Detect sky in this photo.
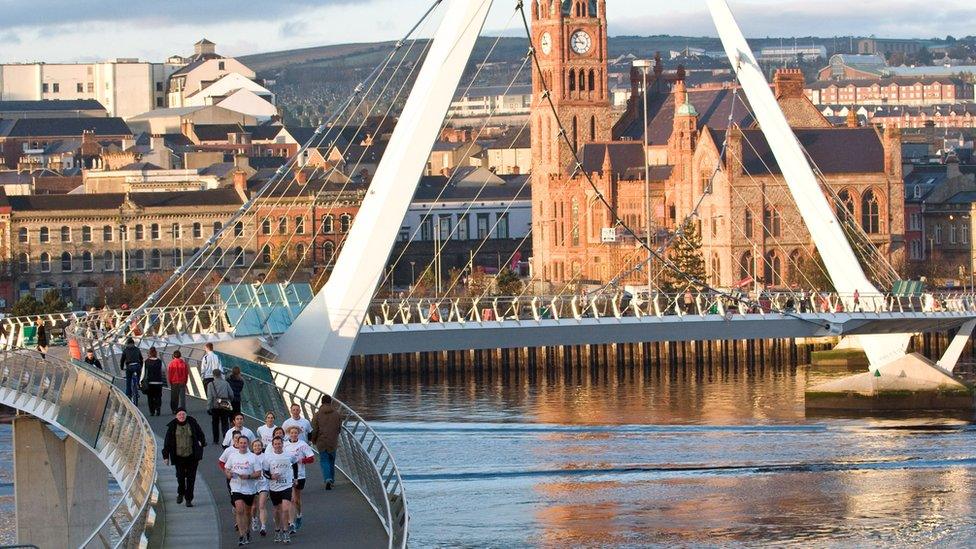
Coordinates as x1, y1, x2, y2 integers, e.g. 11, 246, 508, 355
0, 0, 973, 63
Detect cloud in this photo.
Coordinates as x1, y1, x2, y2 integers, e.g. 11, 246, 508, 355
0, 0, 359, 30
0, 31, 21, 45
279, 20, 310, 40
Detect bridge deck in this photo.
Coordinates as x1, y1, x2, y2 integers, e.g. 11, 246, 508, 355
141, 387, 389, 548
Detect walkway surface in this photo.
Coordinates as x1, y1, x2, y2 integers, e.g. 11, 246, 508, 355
134, 380, 388, 547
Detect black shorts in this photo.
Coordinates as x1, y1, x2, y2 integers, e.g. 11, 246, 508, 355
269, 489, 292, 506
294, 478, 306, 491
231, 492, 255, 506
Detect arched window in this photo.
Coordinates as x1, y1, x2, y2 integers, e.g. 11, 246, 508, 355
261, 245, 272, 264
278, 217, 288, 235
103, 225, 113, 242
82, 251, 93, 272
569, 69, 576, 92
571, 198, 580, 246
234, 221, 244, 237
322, 241, 336, 268
788, 249, 804, 286
150, 223, 160, 240
590, 115, 596, 141
578, 70, 585, 92
134, 224, 144, 241
295, 217, 305, 235
710, 253, 722, 286
60, 251, 72, 272
233, 247, 245, 267
738, 251, 754, 281
261, 218, 272, 235
39, 226, 49, 243
81, 225, 92, 242
17, 227, 27, 244
18, 252, 28, 273
763, 206, 781, 237
836, 189, 856, 221
150, 249, 161, 270
861, 189, 880, 234
744, 210, 753, 238
40, 252, 50, 272
764, 251, 782, 286
213, 221, 222, 236
340, 214, 352, 233
322, 215, 334, 234
60, 226, 71, 242
133, 250, 145, 270
588, 69, 595, 92
295, 243, 306, 263
103, 251, 115, 271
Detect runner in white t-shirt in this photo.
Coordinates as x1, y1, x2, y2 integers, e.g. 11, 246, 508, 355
222, 436, 261, 546
264, 435, 299, 542
256, 411, 278, 448
283, 425, 315, 532
281, 404, 313, 442
249, 439, 270, 538
218, 431, 244, 507
222, 413, 255, 448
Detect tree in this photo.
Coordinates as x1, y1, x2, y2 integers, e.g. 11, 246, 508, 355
11, 295, 43, 317
40, 290, 67, 314
664, 221, 706, 289
495, 268, 523, 296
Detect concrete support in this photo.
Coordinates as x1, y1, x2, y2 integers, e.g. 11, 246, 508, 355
13, 417, 108, 548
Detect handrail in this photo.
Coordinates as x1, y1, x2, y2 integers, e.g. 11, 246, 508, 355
0, 350, 157, 549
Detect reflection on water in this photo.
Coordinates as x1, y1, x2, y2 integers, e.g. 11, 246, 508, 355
338, 362, 976, 547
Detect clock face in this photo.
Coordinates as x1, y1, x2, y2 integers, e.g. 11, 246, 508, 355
540, 32, 552, 56
571, 30, 592, 55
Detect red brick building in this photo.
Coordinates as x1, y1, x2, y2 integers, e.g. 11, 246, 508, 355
807, 77, 972, 107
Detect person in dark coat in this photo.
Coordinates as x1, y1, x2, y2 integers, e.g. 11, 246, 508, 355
309, 394, 343, 490
142, 346, 166, 416
121, 338, 143, 405
162, 408, 207, 507
83, 349, 102, 370
227, 366, 245, 416
35, 318, 48, 358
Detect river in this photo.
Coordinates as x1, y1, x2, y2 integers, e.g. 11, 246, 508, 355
2, 362, 975, 546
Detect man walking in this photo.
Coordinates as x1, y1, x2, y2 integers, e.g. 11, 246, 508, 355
200, 342, 222, 394
309, 394, 343, 490
167, 350, 189, 414
121, 338, 143, 405
207, 370, 234, 445
162, 408, 207, 507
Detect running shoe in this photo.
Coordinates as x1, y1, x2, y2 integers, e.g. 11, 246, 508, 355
251, 517, 259, 531
238, 537, 245, 546
295, 516, 303, 530
283, 532, 291, 545
274, 530, 281, 543
260, 526, 267, 537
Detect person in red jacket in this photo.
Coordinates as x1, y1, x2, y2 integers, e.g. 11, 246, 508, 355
168, 350, 190, 414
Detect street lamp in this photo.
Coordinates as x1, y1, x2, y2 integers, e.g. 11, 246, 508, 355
633, 59, 654, 294
410, 260, 416, 286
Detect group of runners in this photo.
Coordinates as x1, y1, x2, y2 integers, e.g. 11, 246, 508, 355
217, 406, 316, 545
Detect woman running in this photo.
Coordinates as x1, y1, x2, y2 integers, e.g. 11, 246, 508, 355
250, 439, 270, 537
283, 425, 315, 533
265, 436, 299, 543
256, 411, 278, 448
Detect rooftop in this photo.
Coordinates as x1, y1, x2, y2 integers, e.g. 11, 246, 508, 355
0, 117, 132, 138
6, 187, 243, 212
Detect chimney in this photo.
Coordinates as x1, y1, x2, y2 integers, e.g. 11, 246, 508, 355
846, 108, 859, 128
150, 134, 165, 151
233, 169, 248, 196
773, 68, 806, 99
233, 154, 250, 170
883, 125, 902, 177
122, 137, 135, 151
194, 39, 216, 58
296, 168, 308, 185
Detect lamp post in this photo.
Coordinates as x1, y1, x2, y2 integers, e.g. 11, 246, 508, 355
410, 260, 416, 287
633, 59, 653, 294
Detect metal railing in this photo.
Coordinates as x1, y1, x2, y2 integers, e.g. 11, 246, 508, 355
77, 333, 407, 549
0, 350, 158, 549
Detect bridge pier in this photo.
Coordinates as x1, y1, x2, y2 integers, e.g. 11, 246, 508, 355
13, 416, 108, 548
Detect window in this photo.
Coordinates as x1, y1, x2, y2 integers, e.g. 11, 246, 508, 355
151, 223, 160, 240
39, 226, 49, 243
86, 82, 94, 93
340, 214, 352, 233
52, 83, 59, 93
61, 252, 72, 272
218, 61, 225, 70
836, 189, 856, 221
17, 227, 27, 244
295, 217, 305, 235
120, 225, 128, 242
909, 212, 922, 231
82, 225, 92, 242
457, 214, 469, 240
171, 223, 182, 239
321, 241, 336, 267
762, 207, 781, 238
964, 224, 971, 245
40, 252, 50, 272
18, 253, 28, 273
132, 250, 144, 270
261, 245, 272, 264
910, 239, 922, 260
420, 216, 433, 241
738, 251, 754, 280
570, 199, 579, 245
764, 251, 782, 286
134, 224, 144, 241
42, 83, 49, 93
322, 216, 334, 234
192, 222, 202, 238
233, 247, 245, 267
103, 225, 113, 242
234, 221, 244, 237
913, 185, 922, 199
935, 224, 943, 244
150, 249, 161, 270
861, 190, 880, 234
172, 248, 183, 267
295, 243, 306, 263
82, 251, 93, 272
710, 254, 721, 286
498, 212, 510, 240
213, 221, 222, 236
155, 82, 163, 92
569, 69, 576, 92
213, 248, 224, 268
60, 226, 71, 243
950, 224, 958, 245
477, 213, 490, 239
278, 217, 288, 235
103, 251, 115, 271
438, 215, 452, 239
76, 83, 84, 93
261, 219, 272, 235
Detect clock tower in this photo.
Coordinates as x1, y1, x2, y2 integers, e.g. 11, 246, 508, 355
530, 0, 613, 282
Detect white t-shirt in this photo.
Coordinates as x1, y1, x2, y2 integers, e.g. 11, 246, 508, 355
283, 439, 315, 480
264, 450, 299, 492
282, 417, 313, 442
252, 452, 270, 492
223, 426, 256, 448
256, 424, 278, 447
224, 450, 259, 495
218, 446, 236, 466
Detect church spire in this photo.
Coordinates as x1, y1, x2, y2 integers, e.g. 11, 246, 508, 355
602, 145, 613, 176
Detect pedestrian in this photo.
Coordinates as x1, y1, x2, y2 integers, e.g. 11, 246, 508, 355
207, 369, 234, 445
257, 412, 278, 448
167, 350, 189, 414
223, 413, 256, 448
309, 394, 342, 490
143, 346, 166, 416
83, 349, 102, 370
265, 435, 299, 543
223, 435, 261, 546
122, 337, 143, 406
228, 366, 245, 416
200, 342, 222, 395
218, 430, 244, 507
35, 318, 48, 359
250, 439, 270, 537
281, 404, 312, 443
284, 425, 315, 532
161, 407, 206, 507
853, 289, 861, 312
